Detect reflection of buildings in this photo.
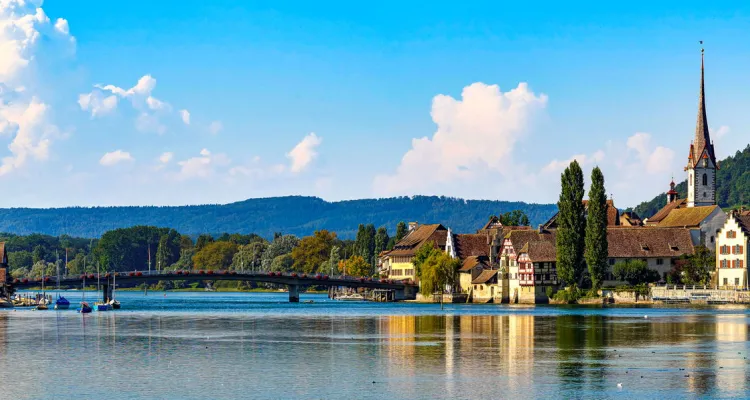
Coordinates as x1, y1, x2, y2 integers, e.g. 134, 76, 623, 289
714, 314, 749, 394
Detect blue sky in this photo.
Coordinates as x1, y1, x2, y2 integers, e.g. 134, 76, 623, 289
2, 1, 750, 208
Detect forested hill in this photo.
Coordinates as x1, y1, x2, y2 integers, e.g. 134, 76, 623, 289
0, 196, 558, 239
633, 144, 750, 218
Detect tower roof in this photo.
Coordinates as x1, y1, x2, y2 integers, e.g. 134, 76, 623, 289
692, 47, 717, 166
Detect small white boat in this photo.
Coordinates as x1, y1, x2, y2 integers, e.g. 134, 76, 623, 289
336, 293, 365, 301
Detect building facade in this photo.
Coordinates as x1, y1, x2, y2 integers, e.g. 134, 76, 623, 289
716, 213, 750, 289
380, 224, 449, 282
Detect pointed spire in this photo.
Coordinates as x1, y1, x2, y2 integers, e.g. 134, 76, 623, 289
693, 42, 716, 165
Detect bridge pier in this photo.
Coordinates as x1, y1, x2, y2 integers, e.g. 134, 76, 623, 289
289, 284, 299, 303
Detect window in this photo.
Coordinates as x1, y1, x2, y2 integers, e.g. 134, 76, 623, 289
723, 278, 728, 285
727, 230, 736, 239
656, 258, 664, 265
711, 236, 714, 243
736, 278, 740, 286
690, 174, 693, 186
702, 173, 708, 186
609, 258, 615, 266
703, 192, 707, 198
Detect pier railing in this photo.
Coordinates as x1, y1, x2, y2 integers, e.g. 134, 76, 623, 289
651, 284, 750, 304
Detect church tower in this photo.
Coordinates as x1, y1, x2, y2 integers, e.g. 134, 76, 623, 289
686, 46, 718, 207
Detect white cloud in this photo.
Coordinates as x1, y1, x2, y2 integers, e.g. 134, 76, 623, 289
54, 18, 69, 35
208, 120, 222, 135
79, 74, 192, 133
159, 152, 173, 164
174, 148, 230, 180
542, 151, 605, 174
146, 96, 169, 111
78, 91, 118, 117
179, 109, 190, 125
0, 1, 75, 175
626, 132, 674, 174
135, 112, 166, 135
713, 125, 729, 140
374, 82, 547, 195
286, 132, 322, 173
99, 150, 134, 166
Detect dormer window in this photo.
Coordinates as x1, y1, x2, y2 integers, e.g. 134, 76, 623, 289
703, 159, 708, 167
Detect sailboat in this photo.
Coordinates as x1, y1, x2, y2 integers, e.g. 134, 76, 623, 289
108, 272, 121, 309
94, 263, 111, 311
36, 272, 48, 310
54, 252, 70, 310
77, 277, 92, 314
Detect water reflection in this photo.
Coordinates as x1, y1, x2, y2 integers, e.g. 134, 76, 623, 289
1, 299, 750, 399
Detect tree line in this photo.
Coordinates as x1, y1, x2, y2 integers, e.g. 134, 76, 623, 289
4, 221, 413, 280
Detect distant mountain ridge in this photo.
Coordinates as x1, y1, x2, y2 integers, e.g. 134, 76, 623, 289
0, 196, 558, 239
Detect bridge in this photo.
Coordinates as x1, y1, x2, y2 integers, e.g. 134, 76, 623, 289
10, 270, 418, 303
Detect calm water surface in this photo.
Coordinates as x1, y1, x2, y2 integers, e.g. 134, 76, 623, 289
1, 291, 749, 399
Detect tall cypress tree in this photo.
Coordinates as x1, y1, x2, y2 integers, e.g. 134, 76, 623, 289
395, 221, 407, 242
585, 167, 608, 290
374, 227, 389, 259
556, 160, 586, 286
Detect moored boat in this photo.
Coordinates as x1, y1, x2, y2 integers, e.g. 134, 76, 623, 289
77, 301, 92, 313
54, 296, 70, 310
95, 302, 111, 311
108, 299, 121, 309
335, 293, 365, 301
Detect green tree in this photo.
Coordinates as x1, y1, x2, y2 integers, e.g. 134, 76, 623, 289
232, 241, 267, 271
682, 245, 714, 285
341, 255, 370, 277
291, 230, 337, 274
32, 245, 47, 263
195, 234, 214, 252
270, 254, 294, 273
374, 227, 389, 259
8, 251, 33, 271
327, 246, 341, 275
395, 221, 408, 242
155, 230, 181, 271
613, 259, 660, 285
261, 235, 299, 270
419, 252, 461, 296
556, 160, 586, 285
412, 241, 439, 278
192, 241, 238, 270
500, 210, 531, 226
585, 167, 608, 290
180, 235, 194, 250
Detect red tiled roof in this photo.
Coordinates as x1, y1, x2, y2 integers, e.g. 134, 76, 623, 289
505, 229, 557, 254
385, 224, 448, 257
647, 198, 687, 223
657, 205, 719, 228
471, 269, 498, 284
459, 255, 490, 272
606, 227, 694, 258
454, 234, 489, 260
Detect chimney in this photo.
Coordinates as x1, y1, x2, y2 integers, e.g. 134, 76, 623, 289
408, 222, 418, 232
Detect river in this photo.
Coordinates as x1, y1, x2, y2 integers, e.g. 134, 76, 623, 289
1, 291, 749, 399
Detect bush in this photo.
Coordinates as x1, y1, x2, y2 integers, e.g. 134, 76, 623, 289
545, 286, 555, 299
552, 284, 583, 303
612, 260, 660, 285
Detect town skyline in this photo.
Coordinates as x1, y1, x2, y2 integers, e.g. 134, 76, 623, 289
2, 1, 750, 209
